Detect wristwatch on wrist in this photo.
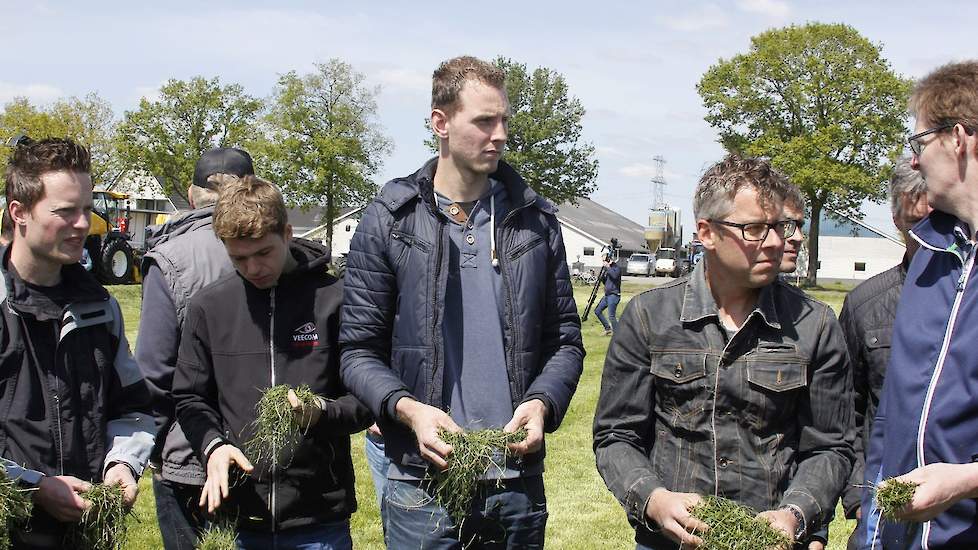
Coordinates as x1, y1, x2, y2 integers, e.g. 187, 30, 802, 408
779, 505, 806, 541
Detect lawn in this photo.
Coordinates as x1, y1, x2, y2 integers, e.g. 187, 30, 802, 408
107, 281, 855, 549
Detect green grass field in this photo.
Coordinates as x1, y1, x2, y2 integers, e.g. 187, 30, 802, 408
107, 281, 855, 549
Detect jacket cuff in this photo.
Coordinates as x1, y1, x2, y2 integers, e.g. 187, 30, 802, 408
383, 390, 415, 423
779, 490, 820, 537
203, 437, 229, 460
625, 474, 664, 527
521, 393, 557, 432
1, 459, 45, 488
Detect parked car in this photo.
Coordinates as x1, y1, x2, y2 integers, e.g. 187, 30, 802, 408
625, 253, 654, 277
654, 247, 681, 277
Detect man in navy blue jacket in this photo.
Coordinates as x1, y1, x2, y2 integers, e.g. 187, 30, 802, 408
860, 60, 978, 549
339, 55, 584, 548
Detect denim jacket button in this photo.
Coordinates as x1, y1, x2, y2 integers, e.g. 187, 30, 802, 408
718, 457, 729, 468
674, 364, 683, 377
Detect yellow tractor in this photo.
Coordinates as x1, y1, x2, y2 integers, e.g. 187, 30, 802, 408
87, 190, 138, 284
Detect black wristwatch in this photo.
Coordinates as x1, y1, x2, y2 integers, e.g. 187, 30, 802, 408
779, 505, 806, 541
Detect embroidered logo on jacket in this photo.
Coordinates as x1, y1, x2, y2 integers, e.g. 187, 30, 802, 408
291, 322, 319, 347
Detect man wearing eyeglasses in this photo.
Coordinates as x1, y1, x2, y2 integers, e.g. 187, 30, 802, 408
780, 186, 807, 275
594, 154, 854, 550
858, 61, 978, 550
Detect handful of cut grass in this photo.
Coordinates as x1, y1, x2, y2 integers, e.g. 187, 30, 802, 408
689, 495, 793, 550
247, 384, 319, 464
0, 464, 34, 550
197, 519, 237, 550
430, 428, 527, 521
69, 483, 132, 550
875, 478, 918, 522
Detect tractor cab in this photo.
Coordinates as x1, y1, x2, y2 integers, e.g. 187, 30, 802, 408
87, 191, 136, 284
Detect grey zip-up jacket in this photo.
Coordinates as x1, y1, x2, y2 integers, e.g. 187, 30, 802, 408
137, 206, 233, 485
593, 262, 855, 548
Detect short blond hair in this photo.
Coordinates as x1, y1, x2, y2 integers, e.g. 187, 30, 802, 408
213, 175, 287, 240
432, 56, 506, 116
910, 60, 978, 132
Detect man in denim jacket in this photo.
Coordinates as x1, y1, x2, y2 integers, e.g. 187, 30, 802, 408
594, 155, 855, 549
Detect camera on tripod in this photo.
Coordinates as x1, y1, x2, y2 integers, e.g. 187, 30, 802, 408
581, 237, 620, 322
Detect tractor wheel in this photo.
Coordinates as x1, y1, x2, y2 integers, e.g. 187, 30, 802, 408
99, 238, 134, 284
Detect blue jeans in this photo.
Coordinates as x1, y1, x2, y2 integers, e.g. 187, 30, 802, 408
595, 293, 620, 332
235, 520, 352, 550
153, 473, 206, 550
383, 476, 548, 549
365, 432, 390, 509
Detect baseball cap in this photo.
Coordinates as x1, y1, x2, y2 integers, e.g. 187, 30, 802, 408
192, 147, 255, 189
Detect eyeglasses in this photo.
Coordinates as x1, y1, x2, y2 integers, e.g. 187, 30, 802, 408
709, 219, 798, 242
907, 124, 955, 156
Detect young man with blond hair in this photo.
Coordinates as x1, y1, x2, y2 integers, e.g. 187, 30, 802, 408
0, 137, 154, 548
173, 175, 370, 549
859, 60, 978, 550
340, 55, 584, 547
137, 147, 255, 550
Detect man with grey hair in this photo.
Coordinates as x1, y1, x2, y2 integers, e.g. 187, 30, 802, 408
780, 185, 807, 275
136, 147, 255, 550
594, 154, 854, 549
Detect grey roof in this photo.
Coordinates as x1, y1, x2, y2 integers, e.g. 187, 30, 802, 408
555, 197, 647, 251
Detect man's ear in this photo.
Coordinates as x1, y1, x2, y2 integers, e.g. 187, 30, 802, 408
697, 219, 718, 250
431, 109, 450, 139
8, 200, 29, 227
952, 123, 977, 159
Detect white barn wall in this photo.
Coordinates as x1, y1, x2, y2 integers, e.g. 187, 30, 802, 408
560, 225, 606, 270
815, 236, 904, 281
328, 218, 360, 256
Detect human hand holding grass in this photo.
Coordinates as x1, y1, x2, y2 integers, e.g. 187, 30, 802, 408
395, 397, 461, 469
200, 444, 254, 514
504, 399, 547, 456
35, 475, 91, 522
103, 463, 138, 508
645, 487, 705, 547
287, 388, 325, 429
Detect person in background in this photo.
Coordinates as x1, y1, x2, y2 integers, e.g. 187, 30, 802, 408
595, 254, 622, 335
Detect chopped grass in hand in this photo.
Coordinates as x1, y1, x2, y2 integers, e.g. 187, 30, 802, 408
197, 519, 237, 550
0, 465, 33, 550
69, 483, 132, 550
247, 384, 319, 464
875, 478, 919, 522
429, 428, 527, 522
689, 495, 793, 550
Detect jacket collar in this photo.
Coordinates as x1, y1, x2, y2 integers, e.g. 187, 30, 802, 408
0, 245, 108, 321
680, 260, 781, 330
378, 157, 556, 216
144, 206, 215, 250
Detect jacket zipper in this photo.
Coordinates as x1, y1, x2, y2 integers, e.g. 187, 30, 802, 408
916, 248, 974, 550
428, 222, 445, 405
51, 324, 65, 475
269, 288, 277, 528
496, 198, 536, 401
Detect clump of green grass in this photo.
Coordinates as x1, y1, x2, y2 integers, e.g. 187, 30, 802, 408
689, 495, 793, 550
247, 384, 319, 464
0, 464, 34, 550
69, 483, 132, 550
429, 428, 528, 521
875, 478, 918, 521
197, 519, 237, 550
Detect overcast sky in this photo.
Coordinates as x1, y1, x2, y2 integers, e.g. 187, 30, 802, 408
2, 0, 975, 235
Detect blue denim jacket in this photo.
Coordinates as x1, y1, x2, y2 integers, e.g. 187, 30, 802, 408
593, 262, 855, 548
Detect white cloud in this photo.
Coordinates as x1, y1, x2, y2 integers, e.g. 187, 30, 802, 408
660, 4, 728, 32
0, 82, 64, 105
736, 0, 791, 18
374, 67, 430, 94
619, 163, 657, 179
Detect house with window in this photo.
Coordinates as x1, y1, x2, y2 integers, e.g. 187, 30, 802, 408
794, 214, 906, 283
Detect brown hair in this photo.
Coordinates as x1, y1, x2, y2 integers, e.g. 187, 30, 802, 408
910, 61, 978, 133
4, 137, 91, 213
213, 175, 288, 240
432, 56, 506, 115
694, 155, 792, 220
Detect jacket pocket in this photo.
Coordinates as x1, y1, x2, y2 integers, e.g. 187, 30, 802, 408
507, 235, 545, 261
650, 351, 709, 425
390, 230, 431, 267
745, 344, 808, 424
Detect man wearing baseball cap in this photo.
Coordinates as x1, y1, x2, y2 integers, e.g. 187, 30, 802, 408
135, 147, 254, 550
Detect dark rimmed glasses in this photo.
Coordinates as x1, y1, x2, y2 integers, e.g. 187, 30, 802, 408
908, 124, 955, 156
709, 219, 798, 242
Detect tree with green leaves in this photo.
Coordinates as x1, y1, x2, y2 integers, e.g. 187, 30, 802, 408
697, 22, 912, 285
114, 77, 262, 202
426, 57, 599, 205
0, 93, 119, 185
257, 59, 392, 245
